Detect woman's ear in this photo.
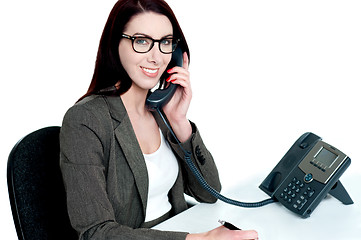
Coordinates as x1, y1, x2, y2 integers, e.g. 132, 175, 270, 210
115, 81, 121, 90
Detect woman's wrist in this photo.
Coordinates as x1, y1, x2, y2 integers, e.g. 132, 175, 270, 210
169, 117, 192, 143
185, 232, 206, 240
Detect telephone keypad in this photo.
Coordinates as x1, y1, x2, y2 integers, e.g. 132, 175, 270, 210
279, 177, 315, 211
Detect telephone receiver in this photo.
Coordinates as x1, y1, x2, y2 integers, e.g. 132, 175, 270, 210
145, 47, 183, 111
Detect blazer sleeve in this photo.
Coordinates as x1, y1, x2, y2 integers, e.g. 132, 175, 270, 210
60, 104, 188, 240
165, 121, 222, 203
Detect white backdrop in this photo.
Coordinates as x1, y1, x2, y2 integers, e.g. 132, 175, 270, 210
1, 1, 360, 239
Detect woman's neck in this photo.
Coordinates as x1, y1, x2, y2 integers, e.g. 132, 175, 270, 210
120, 84, 149, 117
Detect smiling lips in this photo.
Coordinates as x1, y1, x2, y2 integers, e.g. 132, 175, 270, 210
140, 66, 159, 78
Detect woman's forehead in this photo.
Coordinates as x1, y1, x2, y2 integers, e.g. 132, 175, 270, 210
124, 12, 173, 38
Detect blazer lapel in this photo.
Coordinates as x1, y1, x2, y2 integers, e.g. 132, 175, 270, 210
105, 96, 149, 217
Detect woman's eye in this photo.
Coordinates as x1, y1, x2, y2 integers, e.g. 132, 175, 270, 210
161, 39, 172, 46
135, 38, 150, 45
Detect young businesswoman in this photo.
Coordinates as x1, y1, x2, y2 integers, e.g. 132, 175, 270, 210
60, 0, 258, 239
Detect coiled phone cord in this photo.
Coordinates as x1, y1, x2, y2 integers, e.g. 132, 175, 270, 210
156, 108, 275, 208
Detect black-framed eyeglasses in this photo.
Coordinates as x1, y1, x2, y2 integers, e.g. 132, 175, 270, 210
121, 33, 180, 54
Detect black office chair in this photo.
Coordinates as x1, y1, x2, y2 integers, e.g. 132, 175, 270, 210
7, 126, 78, 240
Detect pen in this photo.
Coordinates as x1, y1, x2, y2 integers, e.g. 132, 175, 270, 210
218, 220, 241, 230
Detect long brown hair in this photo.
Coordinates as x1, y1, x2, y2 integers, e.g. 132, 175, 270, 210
78, 0, 189, 101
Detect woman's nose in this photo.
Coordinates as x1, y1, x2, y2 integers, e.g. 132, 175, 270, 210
147, 43, 163, 65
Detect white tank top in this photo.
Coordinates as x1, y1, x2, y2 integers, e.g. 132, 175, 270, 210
143, 128, 179, 222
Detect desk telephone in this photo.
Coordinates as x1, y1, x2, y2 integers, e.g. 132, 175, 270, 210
259, 132, 353, 217
145, 47, 353, 218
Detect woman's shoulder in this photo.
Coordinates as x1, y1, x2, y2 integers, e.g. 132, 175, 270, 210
74, 94, 108, 110
62, 95, 111, 126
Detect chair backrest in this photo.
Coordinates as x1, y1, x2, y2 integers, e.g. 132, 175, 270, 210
7, 126, 78, 240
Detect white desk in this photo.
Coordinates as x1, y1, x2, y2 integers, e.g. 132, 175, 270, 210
154, 174, 361, 240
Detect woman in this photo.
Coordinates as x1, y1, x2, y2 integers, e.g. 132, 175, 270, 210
60, 0, 258, 239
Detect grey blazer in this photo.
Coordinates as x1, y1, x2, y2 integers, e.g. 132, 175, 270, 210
60, 95, 221, 240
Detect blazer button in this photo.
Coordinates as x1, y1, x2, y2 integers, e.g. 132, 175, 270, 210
195, 145, 206, 165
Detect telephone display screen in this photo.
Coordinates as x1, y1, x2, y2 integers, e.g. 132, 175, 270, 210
315, 148, 338, 168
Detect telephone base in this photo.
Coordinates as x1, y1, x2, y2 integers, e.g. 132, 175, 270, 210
328, 180, 353, 205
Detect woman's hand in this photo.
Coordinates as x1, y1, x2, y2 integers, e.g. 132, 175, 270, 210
186, 226, 259, 240
163, 51, 192, 142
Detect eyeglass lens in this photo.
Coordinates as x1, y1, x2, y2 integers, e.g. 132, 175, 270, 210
133, 37, 177, 53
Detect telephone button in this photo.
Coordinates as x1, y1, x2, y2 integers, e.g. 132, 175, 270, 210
300, 142, 308, 149
298, 199, 308, 210
302, 187, 315, 198
304, 173, 313, 183
308, 190, 315, 198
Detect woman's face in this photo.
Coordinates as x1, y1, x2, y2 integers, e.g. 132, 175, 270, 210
118, 12, 173, 91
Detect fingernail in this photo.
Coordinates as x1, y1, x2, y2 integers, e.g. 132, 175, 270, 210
167, 69, 172, 73
166, 76, 171, 82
